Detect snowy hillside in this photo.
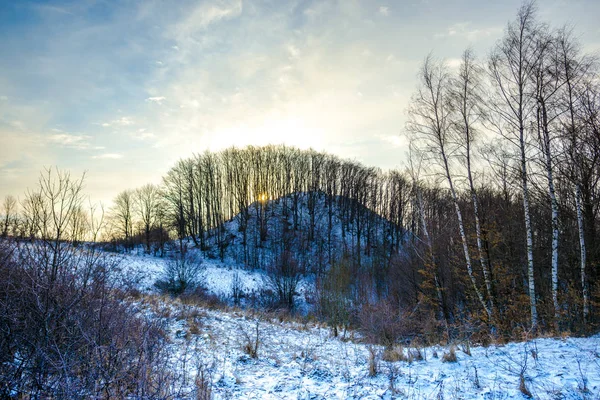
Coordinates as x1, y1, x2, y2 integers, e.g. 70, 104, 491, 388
117, 247, 314, 311
200, 191, 406, 271
138, 293, 600, 399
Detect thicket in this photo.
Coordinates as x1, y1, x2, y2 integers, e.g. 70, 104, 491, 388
0, 170, 200, 398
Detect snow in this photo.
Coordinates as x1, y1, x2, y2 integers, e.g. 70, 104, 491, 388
116, 250, 600, 399
140, 295, 600, 399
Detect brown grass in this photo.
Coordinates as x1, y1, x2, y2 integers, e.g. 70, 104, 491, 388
441, 346, 457, 363
382, 346, 408, 362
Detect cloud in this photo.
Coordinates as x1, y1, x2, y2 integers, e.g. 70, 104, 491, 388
0, 95, 7, 101
435, 22, 502, 42
101, 116, 135, 127
378, 134, 406, 148
92, 153, 123, 160
47, 133, 92, 149
131, 128, 156, 141
30, 3, 74, 16
379, 6, 389, 16
173, 0, 243, 39
446, 58, 463, 69
146, 96, 166, 104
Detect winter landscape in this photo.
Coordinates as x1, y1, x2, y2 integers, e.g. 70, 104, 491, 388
1, 0, 600, 399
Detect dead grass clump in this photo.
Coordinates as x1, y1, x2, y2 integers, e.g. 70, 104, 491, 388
188, 318, 202, 335
241, 320, 260, 359
461, 340, 471, 356
382, 346, 408, 362
441, 346, 457, 363
408, 347, 424, 363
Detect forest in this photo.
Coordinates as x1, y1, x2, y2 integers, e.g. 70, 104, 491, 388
1, 2, 599, 397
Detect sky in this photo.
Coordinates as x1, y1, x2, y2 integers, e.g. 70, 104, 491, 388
1, 0, 599, 206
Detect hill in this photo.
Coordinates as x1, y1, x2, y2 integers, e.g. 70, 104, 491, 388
201, 191, 408, 271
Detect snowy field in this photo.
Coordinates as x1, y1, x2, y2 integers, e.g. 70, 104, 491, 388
138, 295, 600, 400
113, 252, 600, 399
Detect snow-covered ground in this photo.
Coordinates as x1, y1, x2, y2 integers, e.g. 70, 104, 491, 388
115, 251, 600, 399
139, 295, 600, 400
117, 247, 313, 310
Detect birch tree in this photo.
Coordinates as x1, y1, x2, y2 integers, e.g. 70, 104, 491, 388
408, 54, 491, 320
556, 29, 597, 325
449, 48, 495, 318
488, 1, 543, 329
532, 30, 561, 328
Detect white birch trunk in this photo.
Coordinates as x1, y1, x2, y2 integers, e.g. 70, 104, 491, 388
575, 183, 589, 322
520, 134, 538, 329
467, 157, 495, 318
441, 152, 491, 321
538, 101, 560, 328
543, 132, 560, 327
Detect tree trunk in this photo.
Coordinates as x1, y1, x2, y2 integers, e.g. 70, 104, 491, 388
520, 128, 538, 330
575, 183, 589, 324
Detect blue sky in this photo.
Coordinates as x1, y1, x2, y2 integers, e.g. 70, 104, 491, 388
1, 0, 599, 205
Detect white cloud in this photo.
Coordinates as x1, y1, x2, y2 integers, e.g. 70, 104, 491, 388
378, 134, 406, 148
379, 6, 389, 16
435, 22, 502, 42
0, 95, 7, 101
173, 0, 243, 40
47, 133, 92, 149
93, 153, 123, 160
101, 116, 135, 127
446, 58, 462, 69
146, 96, 166, 104
131, 128, 156, 141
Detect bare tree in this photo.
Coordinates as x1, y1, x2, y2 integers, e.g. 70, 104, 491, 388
135, 183, 161, 253
266, 251, 302, 310
110, 189, 135, 250
1, 195, 17, 238
450, 48, 495, 319
488, 1, 543, 329
556, 29, 598, 325
408, 54, 490, 320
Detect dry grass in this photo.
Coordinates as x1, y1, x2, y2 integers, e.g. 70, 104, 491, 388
408, 347, 424, 363
382, 346, 407, 362
188, 318, 202, 335
241, 320, 261, 359
461, 340, 471, 356
441, 346, 457, 363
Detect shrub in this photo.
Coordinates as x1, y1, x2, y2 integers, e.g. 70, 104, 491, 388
240, 319, 260, 359
155, 251, 204, 295
368, 346, 380, 377
0, 241, 174, 398
357, 301, 405, 346
265, 251, 302, 310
